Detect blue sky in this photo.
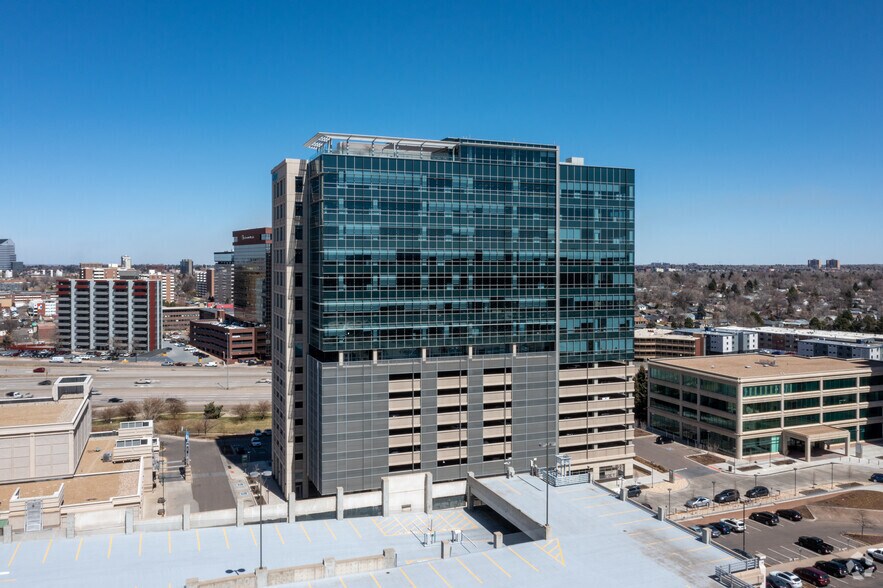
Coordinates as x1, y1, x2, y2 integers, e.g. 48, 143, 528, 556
1, 1, 881, 265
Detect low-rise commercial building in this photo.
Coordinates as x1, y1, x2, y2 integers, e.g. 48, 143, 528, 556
798, 338, 883, 360
648, 354, 883, 460
634, 328, 703, 360
162, 306, 205, 333
189, 319, 268, 361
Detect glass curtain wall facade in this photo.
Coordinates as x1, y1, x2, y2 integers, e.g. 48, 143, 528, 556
271, 134, 635, 498
233, 229, 272, 325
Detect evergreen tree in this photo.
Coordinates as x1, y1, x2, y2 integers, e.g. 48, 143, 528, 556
633, 366, 648, 424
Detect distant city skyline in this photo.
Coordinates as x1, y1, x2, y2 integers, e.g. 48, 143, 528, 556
2, 1, 882, 265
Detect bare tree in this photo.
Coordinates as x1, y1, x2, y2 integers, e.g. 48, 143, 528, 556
142, 398, 166, 421
96, 406, 117, 423
165, 397, 186, 420
255, 400, 271, 420
233, 403, 252, 422
118, 401, 140, 421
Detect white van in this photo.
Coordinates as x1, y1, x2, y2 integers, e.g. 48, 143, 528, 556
50, 356, 65, 363
70, 357, 82, 364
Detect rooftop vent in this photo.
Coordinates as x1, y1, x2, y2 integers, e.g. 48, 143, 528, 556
564, 157, 584, 165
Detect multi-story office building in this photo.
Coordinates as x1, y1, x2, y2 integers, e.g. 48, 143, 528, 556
826, 259, 841, 270
189, 319, 268, 362
674, 327, 758, 355
194, 268, 214, 299
0, 239, 16, 271
271, 133, 634, 498
79, 263, 119, 280
233, 228, 272, 325
56, 279, 162, 353
798, 338, 883, 361
120, 255, 132, 270
647, 354, 883, 460
634, 328, 704, 361
179, 259, 194, 276
807, 259, 821, 269
213, 251, 234, 304
162, 305, 205, 333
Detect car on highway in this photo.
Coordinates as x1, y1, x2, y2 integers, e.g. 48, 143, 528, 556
655, 435, 673, 445
5, 391, 22, 398
767, 571, 803, 588
797, 536, 834, 555
161, 360, 174, 367
97, 367, 111, 372
108, 397, 123, 403
745, 486, 769, 499
33, 367, 46, 373
256, 378, 271, 384
813, 560, 848, 578
250, 437, 262, 447
720, 518, 745, 533
135, 379, 153, 385
708, 521, 732, 535
38, 379, 51, 386
776, 508, 803, 521
174, 362, 187, 367
714, 489, 740, 504
205, 361, 218, 367
870, 473, 883, 483
685, 496, 711, 509
868, 548, 883, 563
749, 511, 779, 526
792, 566, 830, 587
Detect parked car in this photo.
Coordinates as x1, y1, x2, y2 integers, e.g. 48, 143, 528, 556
798, 536, 834, 555
766, 574, 794, 588
708, 521, 732, 535
749, 511, 779, 526
870, 473, 883, 483
792, 567, 830, 587
32, 367, 46, 373
776, 508, 803, 521
832, 558, 876, 575
745, 486, 770, 499
97, 367, 111, 372
813, 560, 848, 578
174, 362, 187, 367
626, 485, 641, 498
205, 361, 218, 367
867, 548, 883, 563
263, 429, 271, 436
688, 524, 721, 538
720, 518, 745, 533
250, 437, 262, 448
685, 496, 711, 509
714, 489, 740, 504
655, 435, 673, 445
767, 571, 803, 588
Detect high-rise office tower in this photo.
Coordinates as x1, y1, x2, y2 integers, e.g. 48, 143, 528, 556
271, 134, 634, 498
121, 255, 132, 270
213, 251, 234, 304
233, 228, 272, 324
0, 239, 17, 271
179, 259, 194, 276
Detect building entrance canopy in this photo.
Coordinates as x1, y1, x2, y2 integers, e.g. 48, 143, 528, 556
782, 424, 851, 462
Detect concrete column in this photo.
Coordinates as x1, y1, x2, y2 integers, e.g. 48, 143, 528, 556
656, 506, 667, 520
441, 540, 452, 559
381, 477, 390, 517
424, 472, 433, 514
287, 491, 297, 522
543, 524, 552, 540
125, 508, 134, 534
382, 548, 396, 569
618, 487, 627, 501
256, 567, 268, 588
323, 557, 336, 577
236, 500, 245, 527
493, 531, 503, 549
336, 487, 344, 520
182, 504, 191, 531
667, 470, 675, 483
701, 527, 712, 544
466, 472, 475, 508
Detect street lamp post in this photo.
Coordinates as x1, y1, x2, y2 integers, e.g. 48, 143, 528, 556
250, 469, 272, 570
793, 467, 797, 495
712, 481, 716, 499
754, 473, 758, 490
538, 442, 555, 527
741, 500, 747, 553
831, 462, 834, 489
667, 488, 672, 515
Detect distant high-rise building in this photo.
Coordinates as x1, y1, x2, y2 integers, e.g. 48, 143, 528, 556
807, 259, 821, 269
79, 263, 119, 280
213, 251, 234, 304
826, 259, 840, 270
195, 268, 214, 299
121, 255, 132, 270
0, 239, 16, 271
232, 228, 271, 324
57, 279, 162, 353
271, 134, 635, 498
179, 259, 194, 276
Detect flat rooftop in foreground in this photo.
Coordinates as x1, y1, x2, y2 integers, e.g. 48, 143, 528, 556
0, 396, 84, 427
651, 353, 872, 380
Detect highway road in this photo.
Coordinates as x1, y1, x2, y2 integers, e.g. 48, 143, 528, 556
0, 358, 272, 406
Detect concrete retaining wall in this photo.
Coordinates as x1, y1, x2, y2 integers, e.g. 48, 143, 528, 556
244, 503, 287, 524
433, 480, 466, 499
73, 509, 126, 533
191, 508, 236, 529
294, 496, 336, 517
466, 474, 548, 540
135, 516, 183, 533
342, 490, 382, 511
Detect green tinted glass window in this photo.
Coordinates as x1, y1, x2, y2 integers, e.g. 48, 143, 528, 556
784, 381, 820, 393
784, 413, 820, 427
823, 409, 856, 422
743, 400, 781, 414
823, 393, 856, 406
743, 384, 781, 397
700, 379, 736, 397
824, 378, 857, 390
784, 397, 819, 410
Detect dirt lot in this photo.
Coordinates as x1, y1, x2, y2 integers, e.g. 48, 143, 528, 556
686, 453, 721, 466
635, 455, 669, 473
634, 428, 653, 438
813, 489, 883, 510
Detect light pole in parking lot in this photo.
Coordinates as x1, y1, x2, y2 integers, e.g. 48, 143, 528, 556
223, 360, 229, 390
793, 467, 797, 495
712, 481, 716, 500
753, 473, 758, 489
830, 462, 834, 489
539, 441, 556, 527
741, 500, 747, 553
667, 488, 671, 515
250, 469, 272, 570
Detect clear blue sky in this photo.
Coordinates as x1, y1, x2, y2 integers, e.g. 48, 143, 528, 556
1, 1, 881, 265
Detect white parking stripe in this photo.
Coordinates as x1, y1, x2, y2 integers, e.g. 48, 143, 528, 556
778, 545, 805, 558
746, 522, 767, 532
826, 536, 852, 549
766, 548, 795, 562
